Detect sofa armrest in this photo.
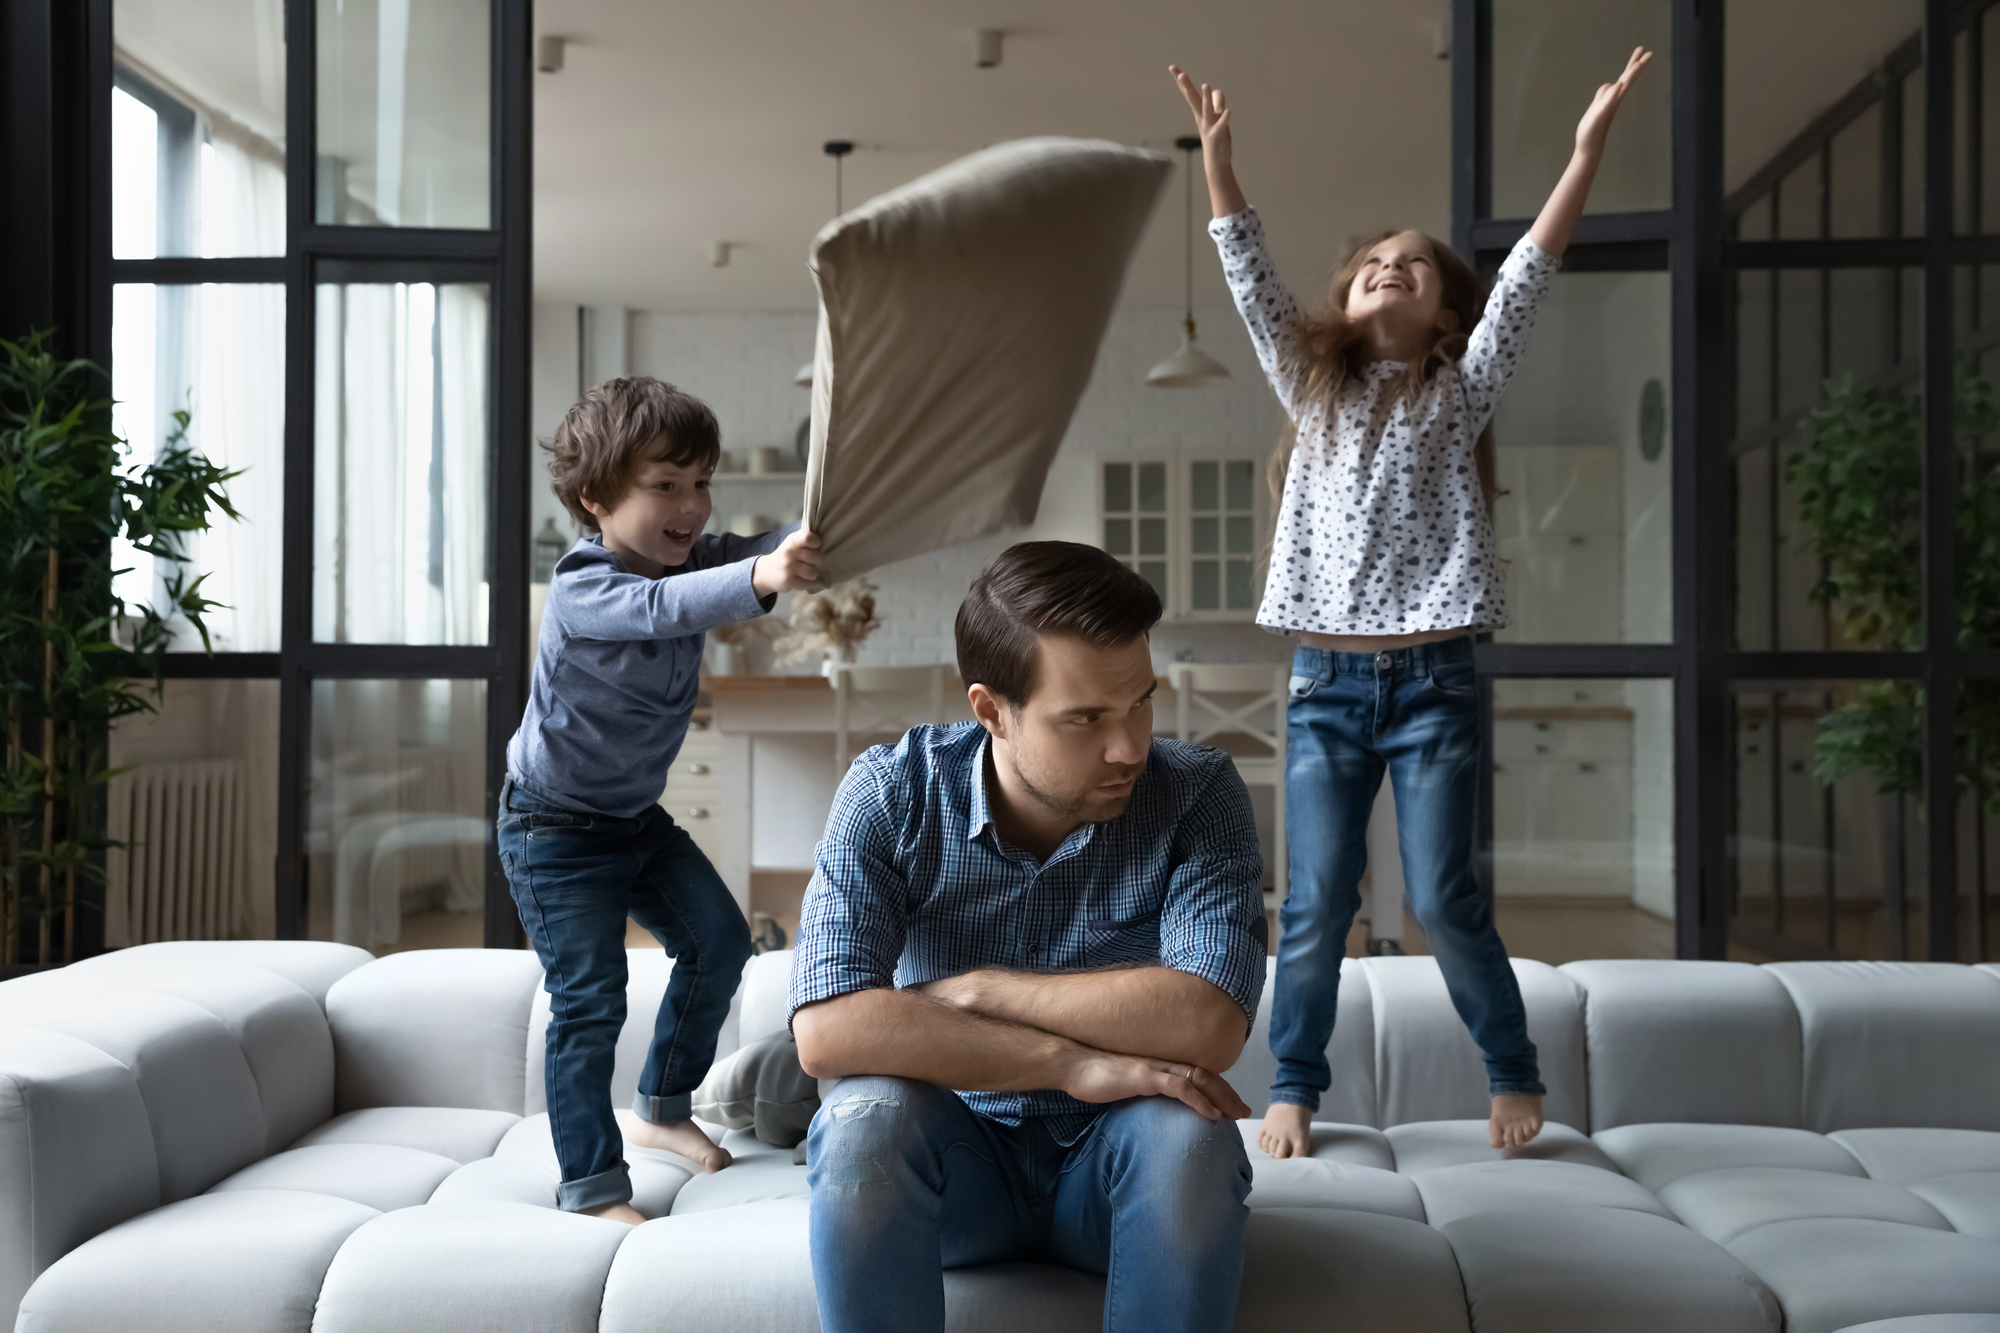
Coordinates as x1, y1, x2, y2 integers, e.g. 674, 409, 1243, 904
0, 1028, 162, 1329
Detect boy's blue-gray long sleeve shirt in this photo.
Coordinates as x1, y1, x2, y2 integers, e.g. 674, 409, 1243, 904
505, 526, 794, 818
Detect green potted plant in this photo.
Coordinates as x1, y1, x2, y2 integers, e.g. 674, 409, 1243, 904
0, 332, 241, 971
1786, 361, 2000, 850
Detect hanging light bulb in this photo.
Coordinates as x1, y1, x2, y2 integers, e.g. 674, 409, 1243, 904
1147, 135, 1231, 388
796, 140, 855, 387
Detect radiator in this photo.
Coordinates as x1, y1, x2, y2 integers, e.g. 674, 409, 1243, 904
105, 759, 250, 948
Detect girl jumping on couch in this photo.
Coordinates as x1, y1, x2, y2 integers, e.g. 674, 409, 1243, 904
1170, 48, 1652, 1155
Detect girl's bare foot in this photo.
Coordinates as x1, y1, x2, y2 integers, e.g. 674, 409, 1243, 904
578, 1201, 646, 1226
625, 1117, 733, 1173
1489, 1093, 1544, 1149
1258, 1101, 1313, 1158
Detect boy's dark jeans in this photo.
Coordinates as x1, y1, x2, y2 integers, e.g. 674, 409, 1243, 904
498, 778, 753, 1212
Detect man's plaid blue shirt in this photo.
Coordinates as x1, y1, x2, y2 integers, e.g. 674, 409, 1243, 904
788, 721, 1267, 1145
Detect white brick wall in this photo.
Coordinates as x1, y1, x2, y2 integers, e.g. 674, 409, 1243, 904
536, 300, 1296, 670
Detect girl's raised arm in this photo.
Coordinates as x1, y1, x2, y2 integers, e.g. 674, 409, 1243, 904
1171, 66, 1248, 219
1528, 46, 1653, 258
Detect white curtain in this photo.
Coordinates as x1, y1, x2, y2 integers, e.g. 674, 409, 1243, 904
314, 282, 488, 645
309, 281, 490, 949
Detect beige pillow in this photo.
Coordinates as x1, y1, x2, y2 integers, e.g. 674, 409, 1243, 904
691, 1032, 821, 1148
802, 137, 1170, 583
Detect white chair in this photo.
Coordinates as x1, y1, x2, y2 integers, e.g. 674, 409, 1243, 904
1168, 663, 1288, 902
831, 663, 953, 779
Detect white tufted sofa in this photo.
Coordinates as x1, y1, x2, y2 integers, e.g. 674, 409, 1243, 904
2, 942, 1999, 1332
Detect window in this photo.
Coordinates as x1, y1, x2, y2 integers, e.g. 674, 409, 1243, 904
1099, 454, 1267, 621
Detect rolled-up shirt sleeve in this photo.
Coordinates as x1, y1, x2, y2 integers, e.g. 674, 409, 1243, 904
788, 753, 911, 1024
1159, 754, 1268, 1021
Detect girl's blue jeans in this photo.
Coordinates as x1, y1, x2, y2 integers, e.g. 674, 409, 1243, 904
497, 777, 753, 1212
1270, 636, 1544, 1110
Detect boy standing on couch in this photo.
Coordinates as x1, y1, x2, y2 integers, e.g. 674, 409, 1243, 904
502, 376, 823, 1224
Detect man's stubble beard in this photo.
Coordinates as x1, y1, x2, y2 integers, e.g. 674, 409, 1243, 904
1007, 750, 1133, 826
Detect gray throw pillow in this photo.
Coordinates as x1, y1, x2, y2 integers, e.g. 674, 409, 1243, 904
692, 1032, 822, 1148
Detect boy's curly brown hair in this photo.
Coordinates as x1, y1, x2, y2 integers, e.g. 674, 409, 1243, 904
545, 377, 722, 531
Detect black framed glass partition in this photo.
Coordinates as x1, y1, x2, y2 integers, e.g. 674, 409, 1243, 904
93, 0, 531, 953
1457, 0, 2000, 962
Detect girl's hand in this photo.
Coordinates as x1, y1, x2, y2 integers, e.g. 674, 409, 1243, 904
1575, 46, 1653, 163
1170, 65, 1232, 169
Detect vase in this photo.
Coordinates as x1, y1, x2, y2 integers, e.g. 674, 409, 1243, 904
820, 644, 858, 676
709, 642, 740, 677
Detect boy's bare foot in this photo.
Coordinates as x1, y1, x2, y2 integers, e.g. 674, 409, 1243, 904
578, 1201, 646, 1226
1489, 1093, 1544, 1149
1257, 1101, 1313, 1159
625, 1117, 733, 1173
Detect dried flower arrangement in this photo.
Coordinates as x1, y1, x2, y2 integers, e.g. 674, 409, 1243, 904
775, 578, 881, 666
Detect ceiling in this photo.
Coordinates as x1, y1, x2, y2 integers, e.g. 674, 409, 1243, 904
531, 1, 1923, 314
531, 0, 1455, 312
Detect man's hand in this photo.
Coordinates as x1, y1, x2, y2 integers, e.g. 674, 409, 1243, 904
752, 528, 823, 599
1063, 1048, 1251, 1122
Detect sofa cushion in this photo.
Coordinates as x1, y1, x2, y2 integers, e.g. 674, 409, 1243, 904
58, 940, 372, 1006
291, 1106, 520, 1163
1560, 960, 1803, 1131
525, 949, 674, 1119
208, 1143, 461, 1212
1908, 1174, 2000, 1240
128, 968, 335, 1156
1244, 1159, 1426, 1220
599, 1199, 817, 1333
327, 949, 545, 1114
1237, 1119, 1395, 1169
1595, 1122, 1866, 1192
737, 949, 796, 1049
1727, 1217, 2000, 1333
311, 1202, 629, 1333
494, 1112, 695, 1219
1766, 963, 2000, 1133
799, 138, 1168, 584
0, 1028, 161, 1331
1383, 1120, 1618, 1175
13, 1189, 376, 1333
18, 991, 267, 1203
1660, 1167, 1951, 1243
427, 1156, 560, 1210
1830, 1130, 2000, 1186
669, 1157, 814, 1215
1363, 956, 1588, 1132
1445, 1204, 1783, 1333
691, 1031, 820, 1148
1227, 957, 1376, 1124
1235, 1207, 1471, 1332
1412, 1158, 1672, 1228
1832, 1312, 2000, 1320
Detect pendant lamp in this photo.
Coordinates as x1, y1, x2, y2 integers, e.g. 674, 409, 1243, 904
1146, 135, 1231, 388
796, 140, 854, 387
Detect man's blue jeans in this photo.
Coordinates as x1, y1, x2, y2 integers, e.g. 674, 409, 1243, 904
1270, 637, 1543, 1109
806, 1077, 1251, 1333
497, 777, 752, 1211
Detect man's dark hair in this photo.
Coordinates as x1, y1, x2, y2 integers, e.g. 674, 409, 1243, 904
955, 542, 1163, 707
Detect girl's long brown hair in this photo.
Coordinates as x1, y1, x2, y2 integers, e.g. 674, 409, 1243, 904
1267, 230, 1499, 511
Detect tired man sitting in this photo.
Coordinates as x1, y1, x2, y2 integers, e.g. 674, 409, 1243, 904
789, 541, 1267, 1333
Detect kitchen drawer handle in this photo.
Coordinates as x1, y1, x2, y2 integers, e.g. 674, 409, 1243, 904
685, 763, 711, 775
686, 806, 710, 819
